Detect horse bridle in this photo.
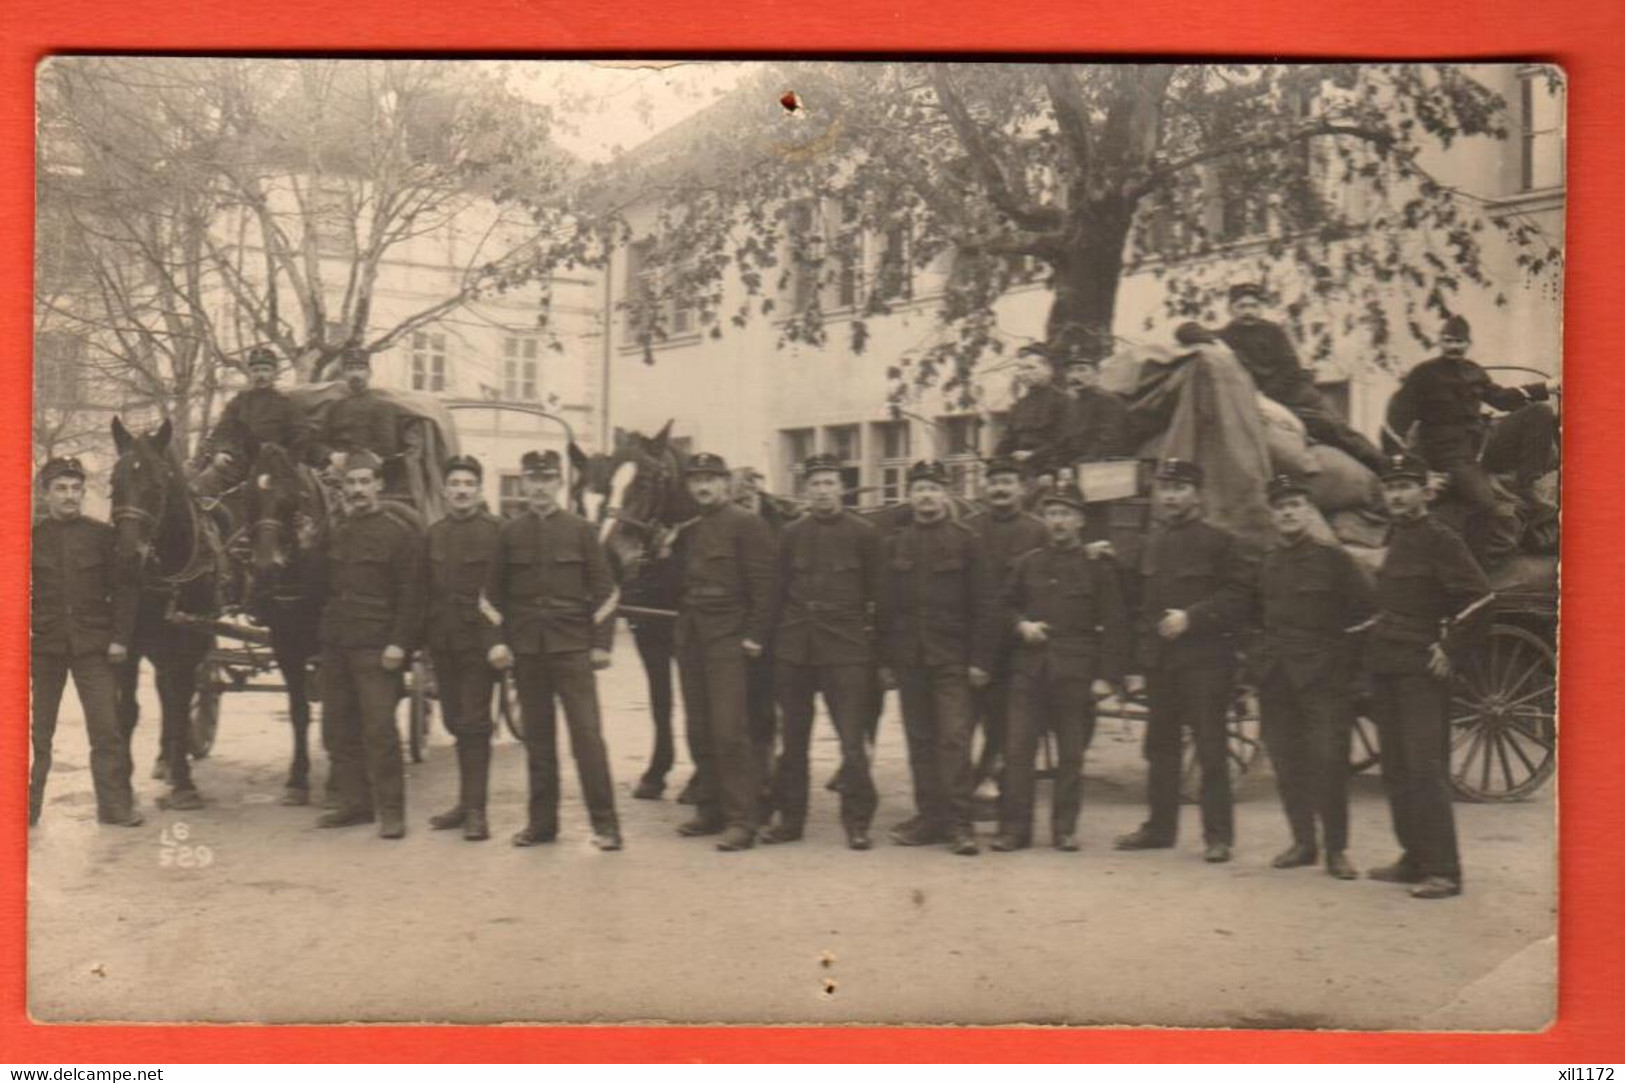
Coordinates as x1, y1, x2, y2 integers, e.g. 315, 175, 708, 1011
112, 467, 215, 589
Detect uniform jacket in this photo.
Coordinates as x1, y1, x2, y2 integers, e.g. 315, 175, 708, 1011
1258, 533, 1375, 690
424, 508, 503, 654
772, 509, 883, 666
322, 389, 410, 459
993, 384, 1075, 475
31, 515, 137, 656
964, 507, 1047, 669
1388, 355, 1550, 446
1065, 386, 1132, 464
1134, 515, 1256, 671
1003, 542, 1130, 681
673, 501, 777, 648
485, 506, 616, 656
877, 515, 994, 671
1365, 514, 1494, 675
313, 506, 426, 650
1217, 320, 1316, 403
202, 386, 317, 464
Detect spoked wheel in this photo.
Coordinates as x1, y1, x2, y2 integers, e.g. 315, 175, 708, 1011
189, 660, 223, 759
407, 656, 434, 764
497, 670, 525, 741
1350, 713, 1381, 774
1181, 687, 1263, 803
1449, 622, 1557, 802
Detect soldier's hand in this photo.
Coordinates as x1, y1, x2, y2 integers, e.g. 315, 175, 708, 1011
107, 642, 128, 666
590, 647, 613, 671
487, 644, 515, 671
381, 645, 406, 671
1012, 450, 1034, 462
1090, 678, 1116, 701
1157, 609, 1190, 640
1017, 620, 1050, 644
1084, 540, 1114, 561
878, 667, 898, 690
968, 666, 991, 689
741, 638, 764, 659
293, 513, 319, 550
1124, 674, 1147, 696
213, 452, 235, 469
1426, 643, 1454, 680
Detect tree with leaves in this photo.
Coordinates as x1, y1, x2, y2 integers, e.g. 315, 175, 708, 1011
581, 62, 1562, 407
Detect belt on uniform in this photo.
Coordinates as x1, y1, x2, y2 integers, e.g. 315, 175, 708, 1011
1373, 611, 1441, 642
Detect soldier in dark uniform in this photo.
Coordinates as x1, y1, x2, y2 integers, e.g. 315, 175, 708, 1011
1217, 283, 1387, 474
31, 457, 142, 828
1115, 459, 1256, 863
306, 450, 426, 839
1257, 473, 1375, 880
1062, 356, 1132, 464
320, 348, 421, 496
993, 343, 1076, 481
485, 450, 622, 851
668, 452, 778, 851
963, 458, 1047, 798
194, 346, 319, 497
764, 452, 885, 850
877, 459, 993, 856
1387, 314, 1558, 564
995, 492, 1129, 852
423, 454, 502, 841
1359, 454, 1495, 900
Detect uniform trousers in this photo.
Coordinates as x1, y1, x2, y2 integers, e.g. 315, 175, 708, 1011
674, 628, 762, 832
1259, 666, 1353, 852
894, 664, 975, 834
429, 647, 495, 811
772, 661, 877, 830
321, 645, 406, 816
1369, 672, 1462, 882
32, 649, 134, 823
1144, 662, 1235, 845
1002, 660, 1095, 841
514, 650, 618, 835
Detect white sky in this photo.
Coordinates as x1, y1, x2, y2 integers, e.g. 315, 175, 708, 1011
503, 60, 755, 163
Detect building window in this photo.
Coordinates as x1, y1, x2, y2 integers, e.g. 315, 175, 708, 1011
35, 331, 84, 406
824, 424, 862, 507
875, 420, 911, 505
503, 335, 539, 400
1519, 69, 1565, 193
830, 201, 863, 311
875, 222, 913, 302
781, 427, 816, 495
941, 415, 985, 499
498, 472, 528, 519
624, 238, 698, 340
410, 331, 447, 392
311, 185, 357, 259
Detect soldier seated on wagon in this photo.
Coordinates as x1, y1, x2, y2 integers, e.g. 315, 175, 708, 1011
319, 347, 423, 499
194, 345, 320, 499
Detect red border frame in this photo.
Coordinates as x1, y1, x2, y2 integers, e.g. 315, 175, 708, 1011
3, 0, 1621, 1063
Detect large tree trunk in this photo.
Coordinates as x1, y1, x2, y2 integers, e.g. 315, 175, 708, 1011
1044, 200, 1134, 361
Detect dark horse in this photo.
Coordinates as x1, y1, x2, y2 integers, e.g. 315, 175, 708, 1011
244, 441, 332, 805
110, 417, 218, 811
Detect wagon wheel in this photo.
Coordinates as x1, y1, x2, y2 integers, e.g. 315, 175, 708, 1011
1180, 687, 1263, 803
1350, 713, 1381, 774
1449, 622, 1557, 802
189, 660, 223, 759
497, 670, 525, 741
407, 655, 434, 764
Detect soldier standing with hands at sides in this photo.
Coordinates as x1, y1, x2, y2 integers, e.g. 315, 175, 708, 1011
994, 491, 1129, 852
1115, 459, 1256, 864
484, 450, 623, 852
764, 452, 885, 850
1257, 474, 1375, 881
877, 460, 993, 857
31, 457, 141, 828
669, 452, 778, 851
964, 459, 1047, 801
423, 455, 502, 842
1359, 454, 1495, 900
304, 450, 425, 839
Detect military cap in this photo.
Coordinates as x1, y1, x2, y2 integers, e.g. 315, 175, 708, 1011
1441, 314, 1472, 339
1016, 340, 1057, 359
246, 346, 279, 369
341, 449, 384, 475
1265, 472, 1312, 504
983, 457, 1024, 480
906, 459, 950, 486
443, 454, 483, 481
1378, 452, 1429, 483
1039, 491, 1088, 514
1174, 321, 1217, 346
1228, 282, 1266, 303
339, 346, 371, 368
37, 456, 87, 486
687, 451, 730, 477
802, 452, 843, 477
1155, 458, 1205, 487
521, 449, 563, 477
